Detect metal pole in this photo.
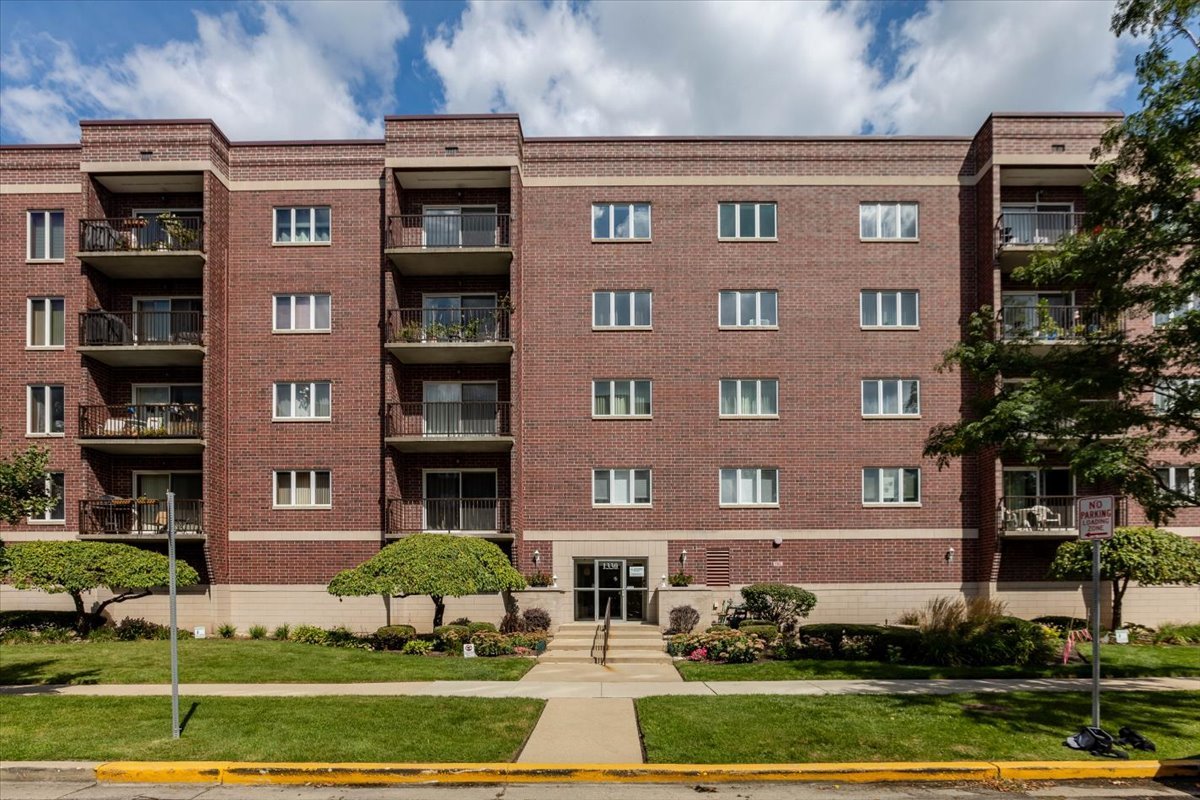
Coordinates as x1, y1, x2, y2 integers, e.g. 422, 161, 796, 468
1091, 538, 1101, 728
168, 491, 180, 739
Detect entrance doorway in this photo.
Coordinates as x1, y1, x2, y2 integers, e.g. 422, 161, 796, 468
574, 558, 648, 622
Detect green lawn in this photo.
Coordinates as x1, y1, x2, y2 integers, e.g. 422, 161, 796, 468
0, 695, 543, 762
0, 640, 534, 685
675, 644, 1200, 681
637, 691, 1200, 764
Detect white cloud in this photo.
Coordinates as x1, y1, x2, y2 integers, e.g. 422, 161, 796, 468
0, 1, 410, 143
426, 0, 1133, 137
875, 0, 1130, 134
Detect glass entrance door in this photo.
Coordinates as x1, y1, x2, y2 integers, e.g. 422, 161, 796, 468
573, 558, 649, 622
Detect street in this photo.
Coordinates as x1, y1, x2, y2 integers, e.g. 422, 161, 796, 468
2, 782, 1197, 800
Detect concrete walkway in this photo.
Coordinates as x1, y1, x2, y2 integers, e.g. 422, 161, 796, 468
517, 698, 643, 763
3, 676, 1196, 699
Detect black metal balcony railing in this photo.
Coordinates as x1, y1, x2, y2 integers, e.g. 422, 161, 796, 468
79, 404, 204, 439
1000, 495, 1127, 532
79, 310, 203, 347
386, 213, 511, 250
386, 307, 511, 343
1000, 305, 1122, 341
997, 212, 1085, 248
387, 401, 512, 438
387, 497, 512, 534
80, 217, 204, 253
80, 498, 204, 536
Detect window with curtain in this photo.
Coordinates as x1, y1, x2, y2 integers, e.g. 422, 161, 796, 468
28, 210, 65, 260
860, 202, 918, 239
593, 380, 651, 416
861, 379, 920, 416
593, 469, 651, 505
863, 467, 921, 504
719, 379, 778, 416
28, 385, 64, 435
719, 468, 778, 505
28, 297, 65, 347
719, 291, 778, 327
593, 291, 652, 328
274, 470, 332, 507
274, 382, 332, 419
274, 207, 331, 243
860, 290, 919, 327
274, 294, 331, 331
30, 472, 65, 522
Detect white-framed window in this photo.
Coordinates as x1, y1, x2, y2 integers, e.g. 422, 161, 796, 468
1154, 378, 1200, 415
719, 379, 778, 417
1157, 466, 1197, 504
273, 470, 332, 508
1154, 294, 1199, 326
863, 467, 921, 505
274, 207, 331, 244
720, 467, 779, 506
862, 379, 920, 417
274, 382, 332, 420
719, 290, 778, 328
592, 203, 651, 240
860, 202, 918, 240
593, 468, 651, 506
27, 385, 64, 436
718, 202, 777, 239
274, 294, 331, 332
28, 297, 65, 348
861, 290, 919, 328
27, 210, 65, 260
30, 472, 65, 522
593, 380, 652, 417
593, 291, 652, 328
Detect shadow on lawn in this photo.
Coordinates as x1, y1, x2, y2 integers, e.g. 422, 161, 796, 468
0, 659, 100, 687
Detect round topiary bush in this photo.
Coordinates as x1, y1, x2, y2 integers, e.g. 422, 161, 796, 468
468, 621, 498, 635
373, 624, 417, 651
433, 624, 471, 653
667, 605, 700, 635
471, 631, 514, 657
739, 623, 779, 641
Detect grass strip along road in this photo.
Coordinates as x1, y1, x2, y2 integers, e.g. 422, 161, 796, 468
0, 695, 544, 762
675, 644, 1200, 681
0, 640, 534, 685
637, 691, 1200, 763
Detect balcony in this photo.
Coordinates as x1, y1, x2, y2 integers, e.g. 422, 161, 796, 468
385, 213, 512, 275
999, 495, 1126, 538
77, 217, 205, 278
386, 401, 513, 453
79, 498, 205, 540
996, 211, 1084, 269
77, 404, 205, 455
999, 305, 1122, 345
386, 497, 513, 539
78, 310, 205, 366
385, 307, 513, 364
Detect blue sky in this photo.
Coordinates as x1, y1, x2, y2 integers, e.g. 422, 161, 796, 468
0, 0, 1140, 144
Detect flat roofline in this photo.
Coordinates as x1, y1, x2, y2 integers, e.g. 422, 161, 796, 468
0, 143, 81, 150
385, 113, 521, 121
79, 118, 230, 146
230, 138, 384, 147
526, 134, 974, 143
987, 111, 1124, 119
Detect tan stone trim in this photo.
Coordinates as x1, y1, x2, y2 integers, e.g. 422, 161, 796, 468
1164, 526, 1200, 537
1, 529, 79, 541
522, 528, 978, 542
385, 156, 519, 170
230, 180, 381, 192
992, 153, 1102, 166
79, 160, 231, 189
0, 183, 82, 194
521, 174, 965, 188
227, 530, 381, 542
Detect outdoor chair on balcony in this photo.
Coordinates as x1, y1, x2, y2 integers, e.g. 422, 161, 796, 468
82, 221, 125, 251
1028, 505, 1062, 529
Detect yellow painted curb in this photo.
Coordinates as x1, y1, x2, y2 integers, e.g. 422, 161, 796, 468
96, 762, 227, 784
996, 760, 1200, 781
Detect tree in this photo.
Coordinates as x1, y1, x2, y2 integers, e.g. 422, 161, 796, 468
924, 0, 1199, 523
1047, 526, 1200, 629
1, 541, 200, 632
0, 441, 55, 524
327, 534, 526, 628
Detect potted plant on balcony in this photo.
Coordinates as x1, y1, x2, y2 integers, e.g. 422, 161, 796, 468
1036, 299, 1061, 341
397, 320, 423, 343
156, 212, 198, 250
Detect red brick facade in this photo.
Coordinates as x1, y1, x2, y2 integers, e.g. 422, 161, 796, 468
3, 111, 1196, 625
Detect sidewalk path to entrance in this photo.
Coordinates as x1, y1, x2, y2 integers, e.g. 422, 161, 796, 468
3, 676, 1196, 698
518, 698, 643, 763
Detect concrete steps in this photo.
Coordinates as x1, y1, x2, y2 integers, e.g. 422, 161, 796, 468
541, 623, 671, 664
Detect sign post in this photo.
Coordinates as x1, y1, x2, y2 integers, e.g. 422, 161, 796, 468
1076, 495, 1115, 728
167, 491, 180, 739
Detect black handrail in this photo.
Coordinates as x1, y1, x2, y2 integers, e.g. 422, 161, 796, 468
600, 597, 613, 666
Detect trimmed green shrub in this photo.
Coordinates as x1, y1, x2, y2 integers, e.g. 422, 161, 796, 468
521, 607, 551, 631
667, 630, 765, 663
471, 630, 514, 656
86, 625, 118, 642
247, 625, 267, 640
739, 623, 780, 642
788, 624, 922, 663
217, 623, 237, 639
272, 623, 291, 641
468, 621, 498, 635
116, 617, 169, 641
667, 605, 700, 635
740, 583, 817, 632
401, 638, 434, 655
433, 624, 471, 653
962, 617, 1057, 667
372, 624, 417, 651
325, 626, 372, 650
291, 624, 328, 645
1154, 622, 1200, 644
506, 631, 548, 650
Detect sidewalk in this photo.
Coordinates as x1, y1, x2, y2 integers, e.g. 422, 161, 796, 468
4, 675, 1197, 698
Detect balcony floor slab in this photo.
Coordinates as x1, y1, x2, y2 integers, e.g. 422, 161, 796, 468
75, 251, 205, 279
386, 248, 512, 275
385, 341, 514, 364
77, 345, 205, 367
385, 436, 515, 453
76, 438, 206, 455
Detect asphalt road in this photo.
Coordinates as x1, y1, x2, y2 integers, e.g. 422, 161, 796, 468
2, 781, 1197, 800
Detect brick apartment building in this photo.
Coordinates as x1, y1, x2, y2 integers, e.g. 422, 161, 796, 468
2, 112, 1197, 631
